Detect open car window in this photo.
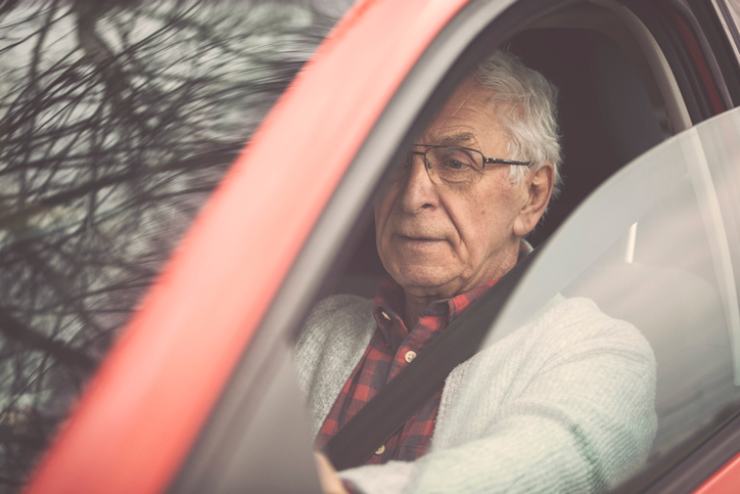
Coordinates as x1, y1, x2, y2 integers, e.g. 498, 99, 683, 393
0, 0, 340, 488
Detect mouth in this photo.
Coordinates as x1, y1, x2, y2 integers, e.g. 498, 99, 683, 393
397, 234, 445, 244
391, 233, 448, 256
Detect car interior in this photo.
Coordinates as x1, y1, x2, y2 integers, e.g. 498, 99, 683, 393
335, 1, 684, 296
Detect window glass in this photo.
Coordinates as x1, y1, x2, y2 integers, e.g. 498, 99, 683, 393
0, 0, 339, 487
430, 107, 740, 491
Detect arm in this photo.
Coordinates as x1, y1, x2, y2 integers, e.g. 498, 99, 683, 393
338, 308, 657, 493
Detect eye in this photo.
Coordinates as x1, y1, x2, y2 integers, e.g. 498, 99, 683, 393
443, 158, 467, 170
437, 148, 475, 171
426, 146, 480, 184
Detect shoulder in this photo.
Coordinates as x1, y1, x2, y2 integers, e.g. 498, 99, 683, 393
305, 293, 374, 323
293, 294, 377, 419
538, 296, 655, 357
461, 295, 656, 394
295, 294, 375, 357
301, 294, 374, 336
512, 295, 657, 409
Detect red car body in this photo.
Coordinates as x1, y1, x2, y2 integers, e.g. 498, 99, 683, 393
26, 1, 467, 492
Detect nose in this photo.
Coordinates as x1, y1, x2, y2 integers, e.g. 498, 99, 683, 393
400, 152, 439, 213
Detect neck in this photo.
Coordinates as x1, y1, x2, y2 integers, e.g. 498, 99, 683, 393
400, 243, 522, 328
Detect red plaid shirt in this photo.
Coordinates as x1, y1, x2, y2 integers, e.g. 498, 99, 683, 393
316, 278, 497, 464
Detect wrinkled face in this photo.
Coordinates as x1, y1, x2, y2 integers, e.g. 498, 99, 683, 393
375, 78, 548, 300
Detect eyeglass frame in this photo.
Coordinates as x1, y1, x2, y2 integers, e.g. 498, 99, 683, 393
401, 143, 532, 186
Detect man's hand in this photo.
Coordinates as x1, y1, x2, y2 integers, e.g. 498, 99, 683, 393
315, 453, 349, 494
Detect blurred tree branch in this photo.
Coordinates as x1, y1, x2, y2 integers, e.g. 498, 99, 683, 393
0, 0, 344, 487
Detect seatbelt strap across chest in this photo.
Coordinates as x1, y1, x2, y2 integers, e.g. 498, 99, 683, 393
325, 251, 538, 470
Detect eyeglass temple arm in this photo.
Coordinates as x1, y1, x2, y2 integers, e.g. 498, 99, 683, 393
484, 157, 531, 166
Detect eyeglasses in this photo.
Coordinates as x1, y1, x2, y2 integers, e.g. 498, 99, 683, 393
390, 144, 531, 186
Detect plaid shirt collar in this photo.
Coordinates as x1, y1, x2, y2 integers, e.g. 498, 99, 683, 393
370, 241, 534, 346
371, 277, 498, 347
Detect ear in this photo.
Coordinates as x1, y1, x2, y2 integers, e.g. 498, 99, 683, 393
513, 164, 554, 238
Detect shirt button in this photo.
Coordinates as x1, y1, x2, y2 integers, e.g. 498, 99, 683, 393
380, 310, 391, 321
404, 350, 417, 363
375, 444, 386, 455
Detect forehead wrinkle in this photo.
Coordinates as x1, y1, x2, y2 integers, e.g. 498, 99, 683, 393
424, 85, 499, 149
448, 88, 476, 116
436, 132, 475, 145
420, 79, 513, 158
423, 128, 481, 151
422, 128, 481, 151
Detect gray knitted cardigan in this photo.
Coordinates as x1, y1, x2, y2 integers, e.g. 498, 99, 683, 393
294, 294, 657, 493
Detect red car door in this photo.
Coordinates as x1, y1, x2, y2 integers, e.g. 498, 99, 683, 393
25, 1, 468, 493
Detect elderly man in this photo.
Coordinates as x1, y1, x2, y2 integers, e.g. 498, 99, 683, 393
295, 51, 656, 493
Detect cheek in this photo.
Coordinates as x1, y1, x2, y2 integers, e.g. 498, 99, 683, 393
374, 188, 399, 249
448, 192, 491, 240
453, 198, 513, 255
374, 187, 395, 228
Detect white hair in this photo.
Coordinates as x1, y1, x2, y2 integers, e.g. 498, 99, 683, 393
475, 51, 562, 193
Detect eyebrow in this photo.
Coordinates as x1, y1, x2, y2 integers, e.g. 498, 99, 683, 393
433, 132, 477, 146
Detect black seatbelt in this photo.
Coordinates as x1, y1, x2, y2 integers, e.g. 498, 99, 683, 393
325, 250, 538, 470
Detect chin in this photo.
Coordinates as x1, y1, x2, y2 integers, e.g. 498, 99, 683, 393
393, 264, 455, 292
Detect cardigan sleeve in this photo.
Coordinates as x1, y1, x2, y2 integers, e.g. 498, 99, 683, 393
338, 298, 657, 493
